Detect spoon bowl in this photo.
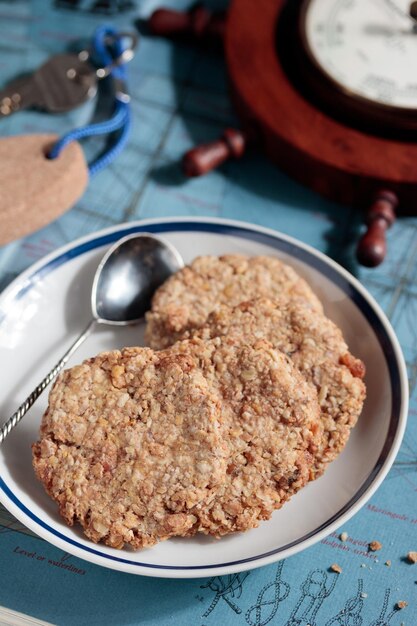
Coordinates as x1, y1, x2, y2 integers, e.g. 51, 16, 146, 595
0, 232, 184, 443
93, 233, 184, 323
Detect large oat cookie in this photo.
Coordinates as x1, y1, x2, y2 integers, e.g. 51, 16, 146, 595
188, 298, 366, 478
33, 337, 321, 547
33, 347, 228, 549
146, 255, 322, 350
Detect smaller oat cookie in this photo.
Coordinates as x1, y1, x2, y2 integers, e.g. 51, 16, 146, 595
190, 298, 366, 478
146, 254, 322, 350
33, 347, 229, 549
169, 336, 322, 537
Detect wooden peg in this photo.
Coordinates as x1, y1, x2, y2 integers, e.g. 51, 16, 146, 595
182, 128, 247, 177
356, 190, 398, 267
148, 4, 226, 46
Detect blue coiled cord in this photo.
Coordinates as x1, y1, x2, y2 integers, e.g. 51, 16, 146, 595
48, 25, 132, 177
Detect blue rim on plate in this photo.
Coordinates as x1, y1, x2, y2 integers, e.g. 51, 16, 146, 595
0, 218, 408, 577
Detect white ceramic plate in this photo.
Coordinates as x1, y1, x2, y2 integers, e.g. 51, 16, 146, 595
0, 217, 408, 578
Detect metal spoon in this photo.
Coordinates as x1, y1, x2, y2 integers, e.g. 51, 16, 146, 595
0, 232, 183, 444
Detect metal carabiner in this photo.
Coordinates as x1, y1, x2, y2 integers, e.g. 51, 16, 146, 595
95, 31, 139, 79
77, 31, 139, 80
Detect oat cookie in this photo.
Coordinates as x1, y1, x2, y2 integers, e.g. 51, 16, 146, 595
146, 255, 322, 350
33, 336, 321, 546
188, 298, 366, 478
168, 336, 322, 536
33, 347, 228, 549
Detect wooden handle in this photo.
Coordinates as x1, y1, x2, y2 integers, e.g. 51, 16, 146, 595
356, 190, 398, 267
149, 8, 195, 36
148, 5, 226, 45
182, 129, 247, 177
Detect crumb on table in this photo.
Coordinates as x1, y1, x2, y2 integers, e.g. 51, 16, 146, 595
407, 551, 417, 563
396, 601, 408, 610
330, 563, 342, 574
368, 540, 382, 552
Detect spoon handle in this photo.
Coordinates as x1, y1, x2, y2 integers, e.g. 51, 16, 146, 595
0, 319, 96, 444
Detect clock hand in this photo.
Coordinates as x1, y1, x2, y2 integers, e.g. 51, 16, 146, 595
381, 0, 417, 27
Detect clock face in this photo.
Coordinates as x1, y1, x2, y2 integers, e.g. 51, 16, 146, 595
303, 0, 417, 110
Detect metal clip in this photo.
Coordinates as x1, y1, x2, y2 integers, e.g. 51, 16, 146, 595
113, 78, 130, 103
77, 31, 138, 80
95, 32, 138, 79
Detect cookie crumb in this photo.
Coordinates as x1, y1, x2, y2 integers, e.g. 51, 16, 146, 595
339, 531, 348, 542
407, 551, 417, 563
385, 560, 391, 567
396, 601, 407, 610
330, 563, 342, 574
360, 592, 368, 598
369, 540, 382, 551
